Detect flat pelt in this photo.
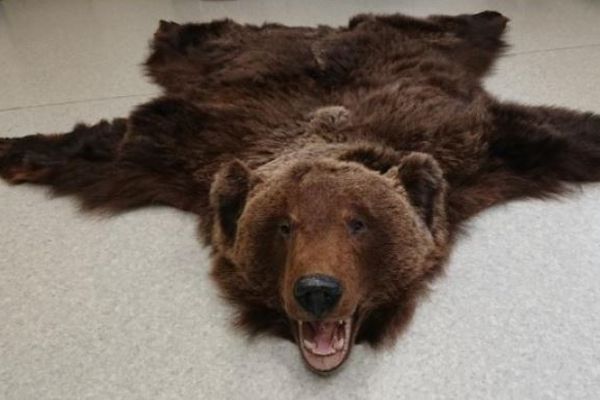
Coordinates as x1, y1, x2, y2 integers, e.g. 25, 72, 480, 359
2, 11, 600, 373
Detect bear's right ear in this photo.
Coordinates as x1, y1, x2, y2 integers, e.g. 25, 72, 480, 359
210, 160, 259, 244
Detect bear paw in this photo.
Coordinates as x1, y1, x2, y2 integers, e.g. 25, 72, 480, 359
0, 137, 55, 184
0, 137, 12, 155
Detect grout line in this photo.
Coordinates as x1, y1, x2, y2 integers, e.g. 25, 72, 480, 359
0, 92, 159, 114
506, 43, 600, 57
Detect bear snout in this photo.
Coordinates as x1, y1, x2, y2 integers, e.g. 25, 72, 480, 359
294, 274, 342, 318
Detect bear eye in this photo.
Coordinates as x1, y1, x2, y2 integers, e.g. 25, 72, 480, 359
347, 218, 366, 235
278, 220, 292, 237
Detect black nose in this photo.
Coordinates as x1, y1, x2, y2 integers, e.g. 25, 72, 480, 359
294, 274, 342, 318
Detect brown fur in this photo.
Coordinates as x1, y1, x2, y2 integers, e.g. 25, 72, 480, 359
2, 10, 600, 367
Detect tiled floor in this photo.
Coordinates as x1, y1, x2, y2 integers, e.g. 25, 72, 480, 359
1, 1, 600, 399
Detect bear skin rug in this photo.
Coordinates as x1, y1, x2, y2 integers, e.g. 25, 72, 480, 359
1, 10, 600, 374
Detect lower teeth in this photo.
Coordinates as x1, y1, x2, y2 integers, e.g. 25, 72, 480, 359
303, 339, 316, 350
301, 321, 348, 355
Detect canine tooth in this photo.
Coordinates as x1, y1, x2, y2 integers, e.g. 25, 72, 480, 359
334, 337, 345, 350
303, 339, 316, 350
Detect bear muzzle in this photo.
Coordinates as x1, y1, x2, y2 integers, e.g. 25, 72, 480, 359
290, 275, 358, 374
293, 274, 342, 318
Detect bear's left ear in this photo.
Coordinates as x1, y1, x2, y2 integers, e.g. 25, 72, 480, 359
210, 160, 260, 244
339, 145, 447, 233
384, 153, 447, 233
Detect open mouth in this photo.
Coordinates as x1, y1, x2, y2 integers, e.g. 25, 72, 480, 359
296, 317, 354, 373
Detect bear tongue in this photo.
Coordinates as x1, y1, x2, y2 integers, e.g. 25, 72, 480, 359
311, 321, 337, 353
